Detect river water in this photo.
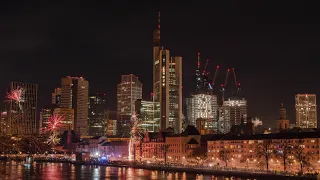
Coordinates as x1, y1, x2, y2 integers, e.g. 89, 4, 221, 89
0, 161, 254, 180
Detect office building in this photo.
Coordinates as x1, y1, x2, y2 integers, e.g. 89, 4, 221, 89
53, 107, 74, 133
295, 94, 317, 128
88, 93, 106, 136
219, 97, 247, 133
135, 99, 160, 132
105, 110, 117, 136
117, 74, 142, 117
186, 93, 218, 132
7, 82, 38, 135
39, 107, 52, 131
52, 88, 61, 105
61, 76, 89, 136
152, 12, 183, 133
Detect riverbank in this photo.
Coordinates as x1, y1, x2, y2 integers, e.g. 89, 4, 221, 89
32, 159, 319, 179
1, 157, 317, 179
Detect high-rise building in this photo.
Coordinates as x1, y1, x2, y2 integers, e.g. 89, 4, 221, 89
60, 76, 89, 136
117, 74, 142, 117
52, 88, 61, 105
135, 99, 160, 132
88, 93, 106, 136
295, 94, 317, 128
7, 82, 38, 135
0, 111, 8, 135
219, 97, 247, 133
152, 12, 183, 133
53, 107, 74, 133
186, 94, 218, 132
39, 107, 52, 131
105, 110, 118, 136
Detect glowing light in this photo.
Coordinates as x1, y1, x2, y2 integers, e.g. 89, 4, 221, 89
5, 87, 25, 112
46, 131, 60, 146
128, 112, 143, 161
43, 114, 65, 133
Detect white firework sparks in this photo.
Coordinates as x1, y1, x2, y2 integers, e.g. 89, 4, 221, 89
128, 112, 144, 161
46, 131, 60, 146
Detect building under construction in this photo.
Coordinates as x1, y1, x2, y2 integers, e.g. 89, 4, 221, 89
186, 53, 247, 134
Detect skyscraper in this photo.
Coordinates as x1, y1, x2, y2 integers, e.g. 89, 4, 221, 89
117, 74, 142, 117
52, 88, 61, 105
88, 93, 106, 136
60, 76, 89, 136
295, 94, 317, 128
7, 82, 38, 135
219, 97, 247, 133
153, 12, 183, 133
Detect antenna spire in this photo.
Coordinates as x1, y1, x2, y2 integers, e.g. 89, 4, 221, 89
157, 12, 160, 30
197, 53, 200, 69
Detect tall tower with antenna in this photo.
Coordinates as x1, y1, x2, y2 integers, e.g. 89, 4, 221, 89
152, 12, 182, 133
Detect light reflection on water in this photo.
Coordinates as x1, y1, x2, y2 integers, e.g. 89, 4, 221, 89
0, 161, 253, 180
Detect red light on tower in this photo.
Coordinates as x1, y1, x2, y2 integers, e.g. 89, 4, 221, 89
238, 82, 241, 86
220, 84, 224, 87
227, 69, 230, 72
217, 65, 220, 68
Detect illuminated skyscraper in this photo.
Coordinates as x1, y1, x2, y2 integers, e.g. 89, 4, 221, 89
135, 99, 160, 132
186, 94, 218, 132
39, 107, 52, 131
153, 12, 183, 133
295, 94, 317, 128
52, 88, 61, 105
219, 97, 247, 133
88, 93, 106, 136
117, 74, 142, 117
7, 82, 38, 135
61, 76, 88, 136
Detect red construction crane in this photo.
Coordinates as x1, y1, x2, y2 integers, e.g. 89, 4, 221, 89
220, 68, 230, 102
203, 59, 209, 74
232, 68, 241, 93
212, 65, 219, 87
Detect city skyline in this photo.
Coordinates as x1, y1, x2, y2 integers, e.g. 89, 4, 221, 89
1, 2, 319, 128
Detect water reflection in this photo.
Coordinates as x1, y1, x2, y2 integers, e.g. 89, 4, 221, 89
0, 161, 257, 179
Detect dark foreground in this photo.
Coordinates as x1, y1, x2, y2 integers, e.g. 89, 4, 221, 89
0, 160, 316, 180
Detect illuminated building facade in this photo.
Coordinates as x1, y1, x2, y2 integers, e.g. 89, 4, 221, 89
135, 99, 160, 132
186, 94, 218, 132
0, 111, 8, 135
53, 107, 74, 134
7, 82, 38, 135
61, 76, 89, 136
153, 12, 182, 133
117, 74, 142, 117
52, 88, 61, 105
105, 110, 117, 136
88, 94, 106, 136
219, 97, 247, 133
295, 94, 317, 128
39, 107, 52, 131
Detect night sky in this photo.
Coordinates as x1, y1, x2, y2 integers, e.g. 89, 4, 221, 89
0, 2, 319, 128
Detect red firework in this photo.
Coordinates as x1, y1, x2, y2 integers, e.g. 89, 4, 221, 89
5, 87, 25, 103
45, 114, 65, 132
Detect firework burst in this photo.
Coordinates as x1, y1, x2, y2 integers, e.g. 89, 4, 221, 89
46, 131, 60, 146
44, 114, 65, 133
128, 112, 144, 161
5, 87, 25, 112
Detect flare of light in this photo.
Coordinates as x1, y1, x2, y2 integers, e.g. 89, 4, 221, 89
46, 131, 60, 146
5, 87, 25, 111
43, 114, 65, 133
128, 112, 143, 161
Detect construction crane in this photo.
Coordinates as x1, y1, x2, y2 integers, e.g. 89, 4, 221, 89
212, 65, 219, 88
232, 68, 241, 93
203, 59, 209, 74
220, 68, 230, 102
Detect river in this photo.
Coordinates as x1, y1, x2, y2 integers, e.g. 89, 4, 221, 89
0, 161, 258, 179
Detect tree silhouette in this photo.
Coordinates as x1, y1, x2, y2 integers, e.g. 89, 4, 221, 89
274, 139, 293, 172
293, 142, 311, 175
255, 139, 273, 171
219, 149, 231, 167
